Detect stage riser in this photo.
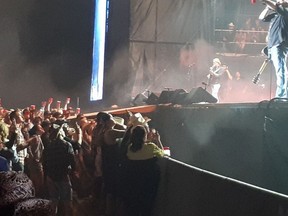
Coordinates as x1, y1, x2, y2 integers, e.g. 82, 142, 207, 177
150, 104, 288, 195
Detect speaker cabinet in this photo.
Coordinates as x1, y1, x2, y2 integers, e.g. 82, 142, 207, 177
132, 93, 148, 106
158, 89, 187, 104
146, 92, 160, 105
158, 91, 173, 104
184, 87, 217, 104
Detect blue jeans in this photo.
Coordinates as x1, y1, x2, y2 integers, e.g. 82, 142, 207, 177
269, 44, 288, 98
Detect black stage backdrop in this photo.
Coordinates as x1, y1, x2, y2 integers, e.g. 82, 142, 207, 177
128, 0, 270, 101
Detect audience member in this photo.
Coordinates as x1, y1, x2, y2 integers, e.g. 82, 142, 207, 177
22, 108, 34, 131
223, 22, 236, 52
0, 122, 17, 172
41, 120, 51, 148
8, 110, 29, 172
101, 115, 126, 216
123, 125, 164, 216
42, 121, 76, 216
91, 111, 114, 214
230, 71, 248, 102
26, 124, 45, 197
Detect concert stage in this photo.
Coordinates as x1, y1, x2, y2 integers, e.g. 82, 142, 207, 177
89, 100, 288, 196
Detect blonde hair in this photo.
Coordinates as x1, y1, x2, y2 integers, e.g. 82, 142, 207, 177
213, 58, 221, 65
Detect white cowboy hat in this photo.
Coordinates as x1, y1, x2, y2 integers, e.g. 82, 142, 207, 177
128, 112, 151, 127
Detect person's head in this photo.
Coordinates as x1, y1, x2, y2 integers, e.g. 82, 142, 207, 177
44, 111, 52, 120
82, 119, 95, 136
41, 120, 51, 133
52, 111, 64, 120
3, 112, 11, 125
22, 108, 30, 121
130, 125, 147, 152
235, 71, 241, 80
228, 22, 235, 30
9, 109, 23, 124
213, 58, 221, 66
49, 123, 66, 141
96, 112, 112, 125
127, 113, 151, 129
33, 116, 42, 126
62, 124, 76, 138
76, 113, 88, 128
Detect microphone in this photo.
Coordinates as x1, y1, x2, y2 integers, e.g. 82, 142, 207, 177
251, 0, 256, 4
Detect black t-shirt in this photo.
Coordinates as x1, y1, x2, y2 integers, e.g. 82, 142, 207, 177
43, 138, 75, 181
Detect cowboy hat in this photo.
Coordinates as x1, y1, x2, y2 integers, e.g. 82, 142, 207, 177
128, 113, 151, 127
113, 116, 125, 126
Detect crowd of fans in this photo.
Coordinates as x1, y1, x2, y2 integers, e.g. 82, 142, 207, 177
219, 17, 268, 54
0, 97, 166, 216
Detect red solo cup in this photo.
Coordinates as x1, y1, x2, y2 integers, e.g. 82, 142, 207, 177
163, 147, 171, 156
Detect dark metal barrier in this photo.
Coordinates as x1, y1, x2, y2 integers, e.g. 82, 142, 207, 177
153, 157, 288, 216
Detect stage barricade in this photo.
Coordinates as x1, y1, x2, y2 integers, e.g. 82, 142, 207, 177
148, 102, 288, 196
153, 157, 288, 216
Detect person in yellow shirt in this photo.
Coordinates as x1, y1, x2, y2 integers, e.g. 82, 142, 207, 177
125, 125, 164, 216
127, 126, 164, 160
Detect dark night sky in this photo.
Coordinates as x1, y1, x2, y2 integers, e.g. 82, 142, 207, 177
0, 0, 94, 111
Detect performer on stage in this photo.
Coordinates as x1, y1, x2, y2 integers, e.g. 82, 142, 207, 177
207, 58, 232, 102
259, 0, 288, 98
